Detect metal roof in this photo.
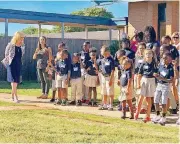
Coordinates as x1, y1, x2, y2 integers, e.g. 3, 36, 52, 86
0, 8, 125, 28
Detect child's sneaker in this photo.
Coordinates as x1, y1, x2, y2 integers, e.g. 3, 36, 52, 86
152, 115, 161, 124
98, 105, 108, 110
117, 104, 122, 111
61, 99, 67, 106
50, 98, 55, 102
88, 101, 92, 106
158, 117, 166, 126
129, 113, 134, 119
108, 107, 113, 111
76, 100, 82, 106
142, 117, 151, 123
69, 100, 76, 105
55, 99, 61, 105
92, 101, 98, 107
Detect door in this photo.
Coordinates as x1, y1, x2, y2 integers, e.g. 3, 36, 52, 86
158, 3, 166, 40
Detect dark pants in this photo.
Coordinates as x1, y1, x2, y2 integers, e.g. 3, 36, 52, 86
37, 69, 50, 95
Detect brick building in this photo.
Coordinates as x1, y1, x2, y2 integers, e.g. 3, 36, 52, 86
128, 0, 179, 40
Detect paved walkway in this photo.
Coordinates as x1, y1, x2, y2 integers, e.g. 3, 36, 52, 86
0, 93, 178, 127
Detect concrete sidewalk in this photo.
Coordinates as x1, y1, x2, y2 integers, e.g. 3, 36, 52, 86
0, 93, 178, 127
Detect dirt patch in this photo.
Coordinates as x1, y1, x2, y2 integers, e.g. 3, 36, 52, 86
0, 105, 51, 111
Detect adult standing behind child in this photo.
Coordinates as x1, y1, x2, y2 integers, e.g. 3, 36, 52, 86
33, 36, 52, 99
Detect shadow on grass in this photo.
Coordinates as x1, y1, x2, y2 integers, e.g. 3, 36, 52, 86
0, 81, 40, 89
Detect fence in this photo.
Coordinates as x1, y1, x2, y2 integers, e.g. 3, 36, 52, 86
0, 37, 110, 81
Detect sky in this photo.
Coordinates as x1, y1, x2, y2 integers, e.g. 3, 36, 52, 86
0, 1, 128, 35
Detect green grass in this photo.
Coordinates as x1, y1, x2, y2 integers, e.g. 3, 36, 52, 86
0, 101, 24, 106
0, 109, 178, 143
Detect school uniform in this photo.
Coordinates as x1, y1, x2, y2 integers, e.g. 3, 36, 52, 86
55, 59, 70, 88
100, 56, 115, 96
70, 62, 83, 101
138, 61, 157, 97
168, 45, 179, 60
154, 64, 174, 104
119, 69, 133, 101
84, 59, 98, 87
123, 48, 135, 60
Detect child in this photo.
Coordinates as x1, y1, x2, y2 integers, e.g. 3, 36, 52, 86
69, 53, 83, 106
135, 49, 157, 123
98, 45, 115, 111
152, 53, 174, 126
159, 44, 170, 64
134, 42, 147, 113
46, 56, 57, 102
84, 51, 98, 106
55, 50, 70, 106
118, 56, 134, 119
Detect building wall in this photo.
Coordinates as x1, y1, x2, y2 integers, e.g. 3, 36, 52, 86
128, 1, 179, 39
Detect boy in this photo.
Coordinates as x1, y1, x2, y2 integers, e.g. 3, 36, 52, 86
153, 53, 174, 125
98, 45, 115, 111
70, 53, 83, 106
55, 50, 70, 106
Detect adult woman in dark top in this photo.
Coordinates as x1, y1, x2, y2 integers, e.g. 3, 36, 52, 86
1, 31, 25, 103
33, 36, 52, 99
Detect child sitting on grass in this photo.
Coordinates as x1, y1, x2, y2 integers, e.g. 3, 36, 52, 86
118, 56, 134, 119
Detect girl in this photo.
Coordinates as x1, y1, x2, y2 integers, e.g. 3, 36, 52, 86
135, 49, 157, 123
84, 51, 98, 106
118, 56, 134, 119
1, 31, 25, 103
33, 36, 52, 99
55, 50, 70, 106
134, 42, 147, 113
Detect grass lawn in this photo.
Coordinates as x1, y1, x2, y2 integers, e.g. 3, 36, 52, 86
0, 81, 120, 101
0, 109, 178, 143
0, 101, 24, 106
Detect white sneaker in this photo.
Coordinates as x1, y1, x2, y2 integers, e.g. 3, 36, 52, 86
14, 96, 19, 103
158, 117, 166, 126
152, 115, 161, 123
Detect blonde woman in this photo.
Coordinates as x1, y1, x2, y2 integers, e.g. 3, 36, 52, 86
172, 32, 180, 50
33, 36, 52, 99
1, 32, 25, 103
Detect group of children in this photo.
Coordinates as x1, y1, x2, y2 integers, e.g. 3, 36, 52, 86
45, 34, 179, 126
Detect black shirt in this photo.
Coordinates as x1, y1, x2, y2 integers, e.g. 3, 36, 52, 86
100, 56, 115, 76
169, 45, 179, 60
70, 63, 81, 79
138, 61, 158, 78
56, 59, 70, 75
120, 69, 132, 87
157, 64, 174, 84
85, 59, 98, 76
123, 48, 135, 60
79, 50, 90, 67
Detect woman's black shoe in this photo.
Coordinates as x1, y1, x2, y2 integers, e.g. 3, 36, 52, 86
50, 99, 55, 102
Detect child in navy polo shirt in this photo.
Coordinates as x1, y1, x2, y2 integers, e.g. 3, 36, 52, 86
98, 45, 115, 111
69, 53, 83, 106
118, 56, 134, 119
153, 53, 174, 125
135, 49, 158, 123
84, 51, 99, 106
134, 42, 147, 113
55, 50, 70, 106
159, 44, 170, 64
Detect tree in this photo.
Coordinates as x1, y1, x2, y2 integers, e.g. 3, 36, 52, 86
21, 26, 51, 35
0, 33, 4, 37
53, 7, 114, 33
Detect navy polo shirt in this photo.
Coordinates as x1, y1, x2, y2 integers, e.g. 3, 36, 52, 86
169, 45, 179, 60
138, 61, 158, 78
101, 56, 115, 76
79, 50, 90, 66
120, 69, 132, 87
85, 60, 98, 76
56, 59, 70, 75
135, 57, 144, 74
114, 50, 120, 67
124, 48, 135, 60
157, 64, 174, 84
71, 63, 81, 79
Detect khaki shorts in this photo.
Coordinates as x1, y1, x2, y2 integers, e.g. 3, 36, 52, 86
51, 80, 57, 91
84, 74, 98, 87
119, 83, 133, 102
56, 75, 68, 88
101, 75, 114, 96
140, 77, 156, 97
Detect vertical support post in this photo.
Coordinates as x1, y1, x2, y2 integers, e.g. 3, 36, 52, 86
125, 17, 128, 34
61, 22, 64, 39
85, 25, 88, 39
109, 27, 112, 44
38, 23, 41, 37
5, 18, 8, 43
